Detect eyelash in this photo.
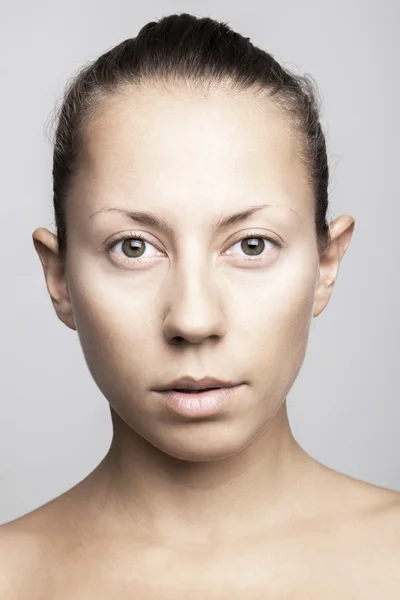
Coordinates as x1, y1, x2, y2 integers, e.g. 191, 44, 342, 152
104, 231, 282, 264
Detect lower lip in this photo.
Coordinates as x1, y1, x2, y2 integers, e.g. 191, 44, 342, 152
154, 385, 243, 418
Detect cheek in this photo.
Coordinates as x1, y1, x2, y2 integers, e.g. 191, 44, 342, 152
66, 270, 156, 393
233, 257, 317, 390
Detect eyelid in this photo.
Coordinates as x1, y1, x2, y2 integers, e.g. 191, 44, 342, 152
102, 230, 161, 252
104, 228, 283, 249
224, 229, 283, 250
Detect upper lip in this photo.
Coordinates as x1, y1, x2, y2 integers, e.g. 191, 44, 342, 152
153, 376, 241, 392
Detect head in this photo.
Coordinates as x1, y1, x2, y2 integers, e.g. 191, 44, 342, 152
34, 13, 354, 462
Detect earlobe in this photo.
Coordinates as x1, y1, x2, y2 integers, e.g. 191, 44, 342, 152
32, 228, 77, 331
312, 216, 355, 318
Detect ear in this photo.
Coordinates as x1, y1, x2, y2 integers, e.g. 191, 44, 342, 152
313, 215, 355, 318
32, 228, 77, 331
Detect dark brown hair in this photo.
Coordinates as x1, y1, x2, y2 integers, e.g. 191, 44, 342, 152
49, 12, 331, 269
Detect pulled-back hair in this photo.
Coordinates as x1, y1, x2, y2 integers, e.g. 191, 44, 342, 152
49, 12, 331, 269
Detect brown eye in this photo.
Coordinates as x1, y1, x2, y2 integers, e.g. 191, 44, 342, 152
240, 237, 266, 256
226, 235, 278, 259
121, 238, 146, 258
107, 234, 161, 261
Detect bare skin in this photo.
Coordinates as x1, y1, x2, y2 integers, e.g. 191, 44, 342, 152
1, 463, 399, 598
1, 82, 399, 597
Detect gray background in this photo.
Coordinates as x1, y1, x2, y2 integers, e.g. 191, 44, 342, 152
1, 0, 399, 525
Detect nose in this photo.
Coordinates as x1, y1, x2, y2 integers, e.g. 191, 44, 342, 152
162, 262, 227, 345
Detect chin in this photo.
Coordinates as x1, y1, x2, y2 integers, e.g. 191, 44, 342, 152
142, 420, 261, 463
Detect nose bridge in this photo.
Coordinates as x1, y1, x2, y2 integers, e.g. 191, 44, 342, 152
162, 253, 226, 344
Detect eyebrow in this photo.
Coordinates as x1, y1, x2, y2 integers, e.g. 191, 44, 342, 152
88, 203, 299, 233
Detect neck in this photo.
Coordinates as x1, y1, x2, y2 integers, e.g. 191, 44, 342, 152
77, 402, 320, 545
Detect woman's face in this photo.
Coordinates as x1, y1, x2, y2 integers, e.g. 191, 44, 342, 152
63, 83, 320, 461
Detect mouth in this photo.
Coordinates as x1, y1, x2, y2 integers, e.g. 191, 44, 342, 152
154, 384, 243, 418
172, 387, 221, 394
154, 376, 241, 393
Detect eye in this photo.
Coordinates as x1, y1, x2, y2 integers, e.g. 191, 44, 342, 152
107, 233, 162, 261
224, 234, 280, 260
104, 231, 282, 265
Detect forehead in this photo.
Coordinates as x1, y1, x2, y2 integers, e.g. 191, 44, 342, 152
75, 83, 314, 225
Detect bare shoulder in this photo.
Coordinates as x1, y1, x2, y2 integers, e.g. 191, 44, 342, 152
0, 520, 46, 599
287, 465, 400, 597
0, 491, 78, 599
361, 482, 400, 546
337, 469, 400, 519
319, 464, 400, 529
359, 482, 400, 545
350, 479, 400, 591
320, 467, 400, 577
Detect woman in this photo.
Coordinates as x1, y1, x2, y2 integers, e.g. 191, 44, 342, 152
1, 12, 399, 598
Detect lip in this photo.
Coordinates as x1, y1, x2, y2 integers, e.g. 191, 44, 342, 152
153, 375, 241, 392
153, 385, 243, 418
